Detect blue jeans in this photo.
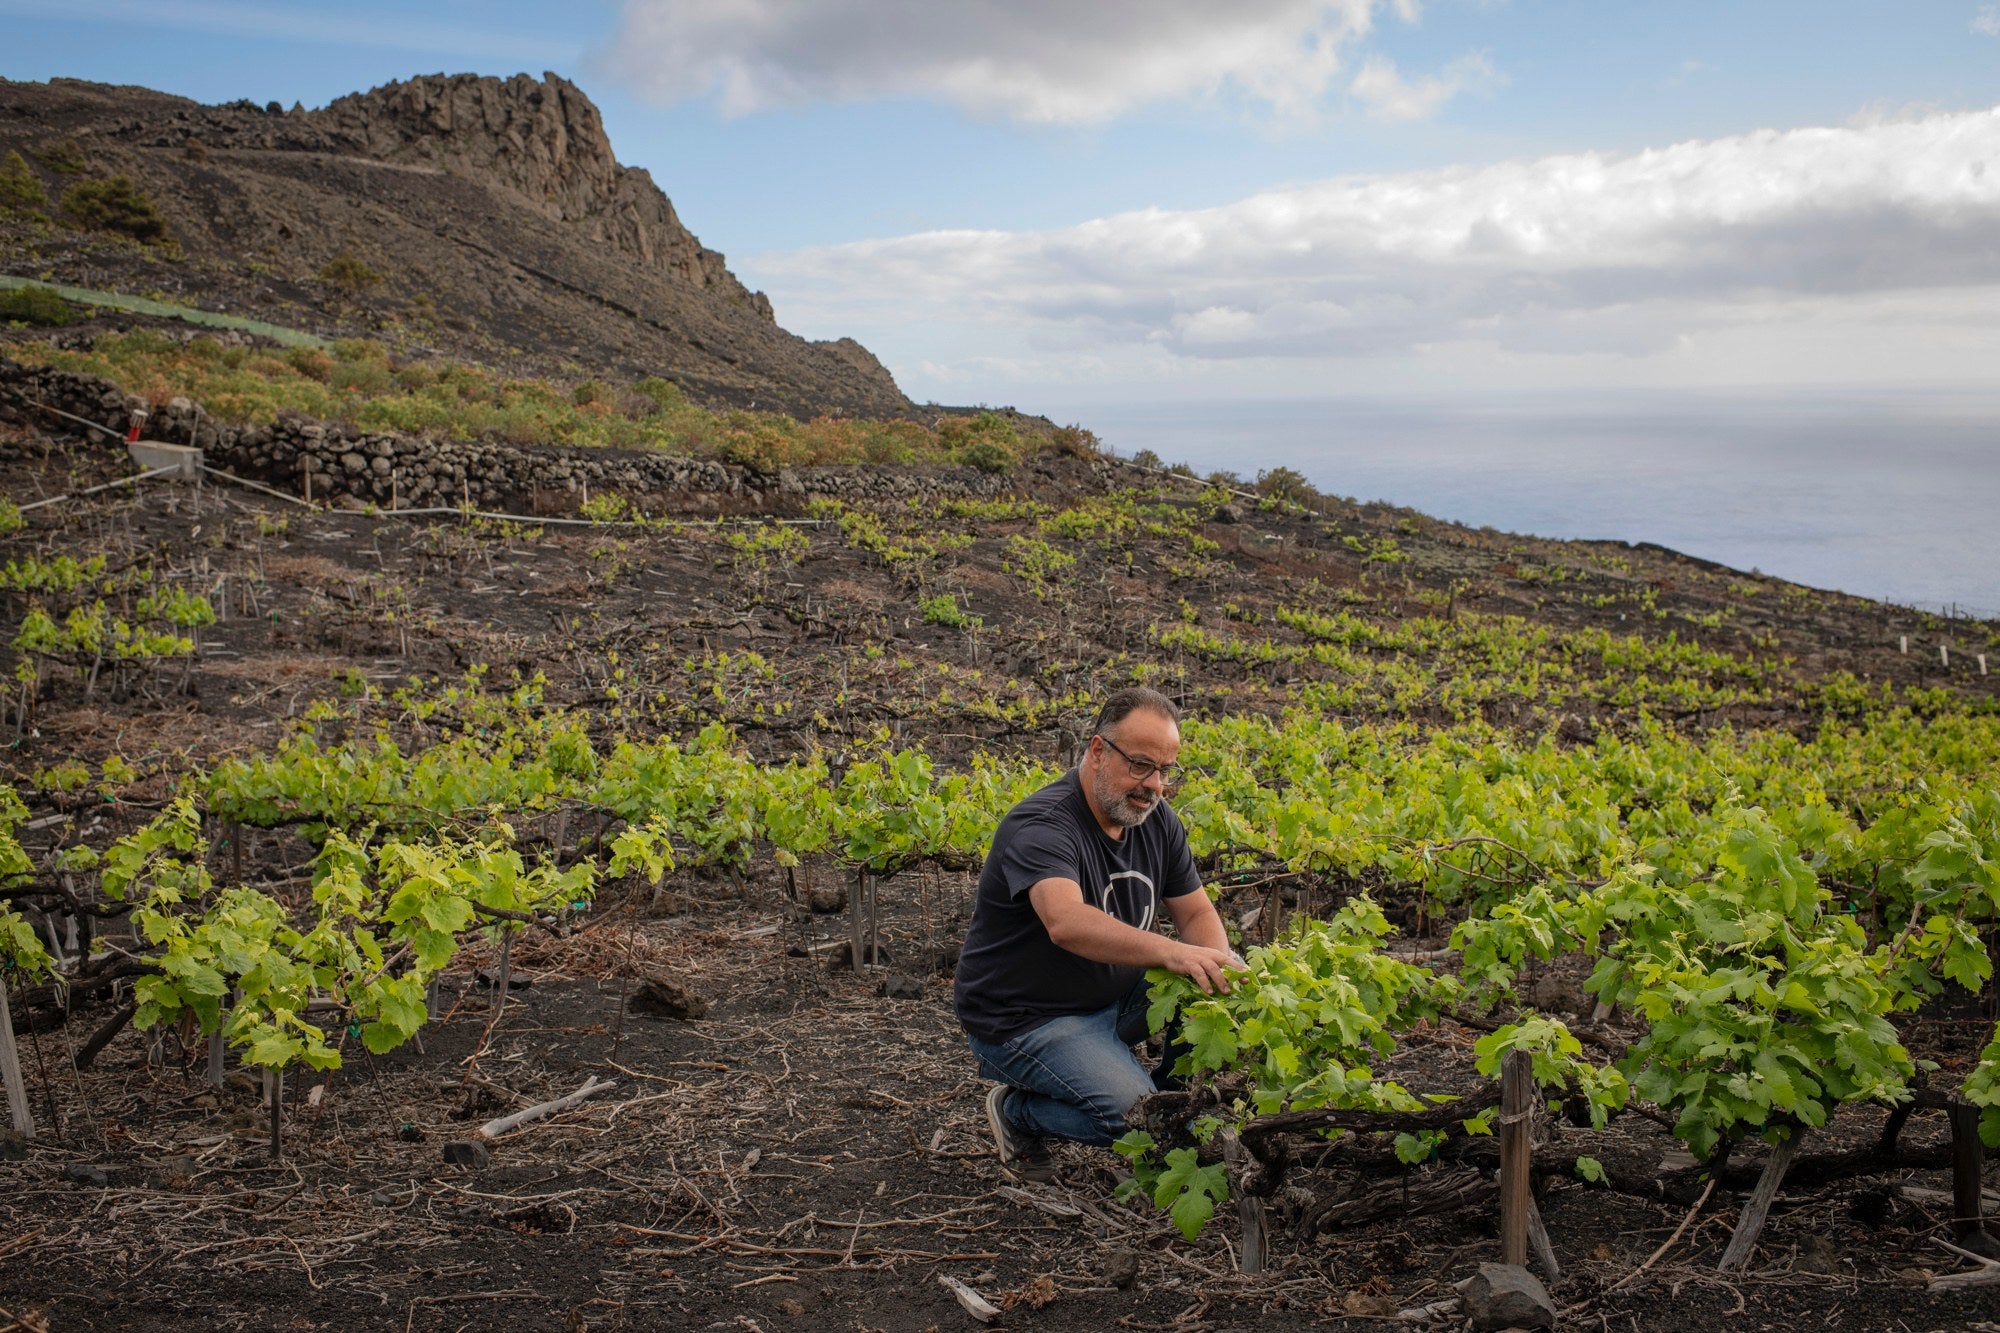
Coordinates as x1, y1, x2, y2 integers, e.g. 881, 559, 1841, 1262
966, 980, 1183, 1146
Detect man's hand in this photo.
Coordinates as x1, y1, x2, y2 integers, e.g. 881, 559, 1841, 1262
1162, 941, 1243, 995
1028, 879, 1247, 992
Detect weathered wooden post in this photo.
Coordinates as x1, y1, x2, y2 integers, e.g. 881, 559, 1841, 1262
848, 869, 869, 968
1499, 1049, 1532, 1268
0, 982, 34, 1139
264, 1066, 283, 1161
1950, 1104, 1987, 1244
1719, 1130, 1805, 1271
492, 930, 514, 1021
1222, 1129, 1268, 1275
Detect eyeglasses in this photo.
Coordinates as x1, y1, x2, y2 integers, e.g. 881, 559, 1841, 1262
1097, 733, 1184, 786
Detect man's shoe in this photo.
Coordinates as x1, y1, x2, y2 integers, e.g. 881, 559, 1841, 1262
985, 1085, 1056, 1182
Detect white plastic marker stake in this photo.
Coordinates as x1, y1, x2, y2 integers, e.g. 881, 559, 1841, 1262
1900, 636, 1908, 654
1941, 645, 1951, 667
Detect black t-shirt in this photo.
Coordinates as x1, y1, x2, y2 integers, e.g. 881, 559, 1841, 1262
954, 770, 1202, 1044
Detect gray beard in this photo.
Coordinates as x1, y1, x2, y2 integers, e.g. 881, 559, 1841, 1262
1102, 789, 1156, 828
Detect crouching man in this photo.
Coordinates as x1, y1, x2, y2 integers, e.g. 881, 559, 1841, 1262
954, 687, 1240, 1180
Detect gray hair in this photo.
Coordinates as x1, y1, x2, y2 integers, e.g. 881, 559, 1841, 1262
1093, 686, 1180, 735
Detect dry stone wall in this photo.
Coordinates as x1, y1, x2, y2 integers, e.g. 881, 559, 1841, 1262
0, 355, 1019, 511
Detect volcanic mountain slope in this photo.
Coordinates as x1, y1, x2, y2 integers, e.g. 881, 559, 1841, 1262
0, 72, 910, 418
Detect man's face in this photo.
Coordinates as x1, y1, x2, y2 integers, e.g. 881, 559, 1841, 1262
1087, 708, 1181, 829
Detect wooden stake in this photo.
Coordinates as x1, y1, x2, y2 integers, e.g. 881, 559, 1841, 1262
848, 869, 867, 969
1900, 635, 1908, 654
609, 969, 632, 1065
265, 1066, 283, 1161
867, 872, 881, 971
1949, 1104, 1987, 1243
493, 930, 514, 1023
1222, 1129, 1268, 1274
1719, 1130, 1804, 1270
1499, 1049, 1532, 1268
0, 982, 34, 1139
1941, 644, 1951, 667
207, 1028, 224, 1087
1526, 1190, 1562, 1281
1980, 654, 1988, 677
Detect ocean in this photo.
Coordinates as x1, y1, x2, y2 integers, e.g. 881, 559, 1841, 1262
1078, 392, 2000, 619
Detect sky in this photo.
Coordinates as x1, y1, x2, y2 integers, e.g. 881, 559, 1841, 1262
4, 1, 2000, 417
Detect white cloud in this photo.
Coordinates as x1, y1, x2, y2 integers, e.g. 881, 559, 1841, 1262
1350, 52, 1501, 121
1974, 5, 2000, 36
748, 105, 2000, 396
603, 0, 1449, 123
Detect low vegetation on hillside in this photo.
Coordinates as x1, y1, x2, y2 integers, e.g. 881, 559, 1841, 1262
6, 328, 1084, 471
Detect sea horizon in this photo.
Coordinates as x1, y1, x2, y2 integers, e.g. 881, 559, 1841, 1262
1067, 388, 2000, 621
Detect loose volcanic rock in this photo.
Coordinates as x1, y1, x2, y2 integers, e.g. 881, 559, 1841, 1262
1456, 1262, 1557, 1331
442, 1140, 491, 1170
627, 968, 710, 1020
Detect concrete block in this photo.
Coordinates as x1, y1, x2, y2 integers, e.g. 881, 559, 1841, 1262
127, 440, 203, 479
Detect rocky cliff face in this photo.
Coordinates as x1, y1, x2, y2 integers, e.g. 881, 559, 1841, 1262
311, 73, 771, 317
0, 74, 908, 419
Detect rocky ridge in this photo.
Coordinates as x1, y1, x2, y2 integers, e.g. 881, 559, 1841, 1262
231, 72, 765, 314
0, 73, 910, 419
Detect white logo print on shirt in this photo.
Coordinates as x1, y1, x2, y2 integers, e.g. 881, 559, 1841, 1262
1100, 870, 1156, 932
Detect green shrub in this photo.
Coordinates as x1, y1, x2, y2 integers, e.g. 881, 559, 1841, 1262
958, 438, 1015, 474
919, 593, 980, 629
61, 176, 170, 242
32, 140, 87, 174
948, 411, 1020, 473
715, 421, 794, 473
330, 358, 394, 396
184, 334, 241, 367
0, 151, 47, 213
631, 376, 684, 413
0, 284, 76, 327
285, 347, 335, 381
1255, 466, 1317, 507
1048, 424, 1100, 458
317, 252, 382, 291
332, 338, 392, 366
